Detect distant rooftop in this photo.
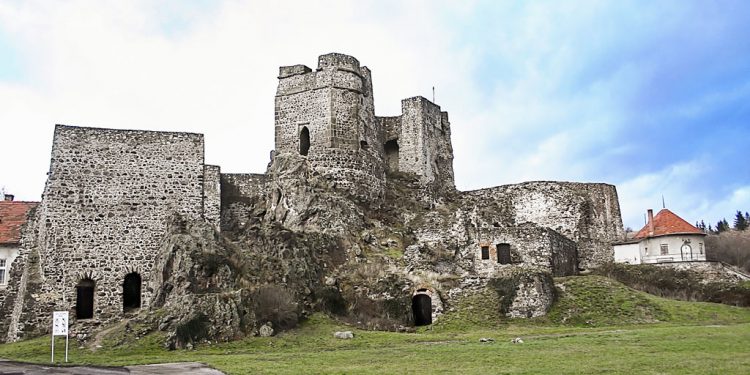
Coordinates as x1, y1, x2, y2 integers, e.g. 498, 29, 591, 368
634, 208, 704, 239
0, 200, 38, 245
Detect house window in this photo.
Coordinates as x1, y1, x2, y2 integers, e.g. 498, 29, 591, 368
660, 244, 669, 255
699, 243, 703, 255
0, 258, 6, 285
481, 246, 489, 260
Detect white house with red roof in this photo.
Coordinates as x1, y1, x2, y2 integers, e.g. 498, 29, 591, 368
0, 194, 38, 288
614, 208, 707, 264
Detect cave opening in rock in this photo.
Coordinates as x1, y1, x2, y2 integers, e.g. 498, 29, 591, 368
76, 278, 95, 319
412, 294, 432, 326
123, 272, 142, 312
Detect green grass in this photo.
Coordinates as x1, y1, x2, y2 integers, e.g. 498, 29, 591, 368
2, 276, 750, 374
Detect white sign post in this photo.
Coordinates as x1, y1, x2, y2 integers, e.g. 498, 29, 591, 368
51, 311, 69, 363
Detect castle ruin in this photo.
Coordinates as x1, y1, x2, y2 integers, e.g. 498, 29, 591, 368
0, 53, 624, 344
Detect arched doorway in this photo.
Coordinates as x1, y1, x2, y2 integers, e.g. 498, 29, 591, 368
412, 293, 432, 326
299, 127, 310, 156
384, 139, 399, 171
76, 278, 95, 319
123, 272, 141, 312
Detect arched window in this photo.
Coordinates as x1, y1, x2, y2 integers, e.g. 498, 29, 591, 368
123, 272, 142, 312
412, 294, 432, 326
76, 278, 95, 319
384, 139, 399, 171
299, 127, 310, 156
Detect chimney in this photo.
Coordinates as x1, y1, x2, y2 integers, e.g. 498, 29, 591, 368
647, 209, 654, 236
4, 194, 13, 201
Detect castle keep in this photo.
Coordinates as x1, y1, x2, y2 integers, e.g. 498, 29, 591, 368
0, 53, 624, 343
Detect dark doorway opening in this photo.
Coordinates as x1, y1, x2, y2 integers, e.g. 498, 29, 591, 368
481, 246, 489, 260
299, 127, 310, 156
384, 139, 399, 171
76, 278, 95, 319
497, 243, 511, 264
123, 272, 142, 312
412, 294, 432, 326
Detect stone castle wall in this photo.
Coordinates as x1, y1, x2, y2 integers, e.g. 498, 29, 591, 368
220, 173, 268, 232
203, 165, 221, 228
3, 125, 212, 340
463, 181, 624, 269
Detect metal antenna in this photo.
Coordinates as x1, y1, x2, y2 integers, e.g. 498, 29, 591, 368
432, 86, 435, 103
662, 195, 666, 209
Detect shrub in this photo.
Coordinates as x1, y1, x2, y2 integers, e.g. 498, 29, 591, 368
314, 286, 348, 316
253, 285, 300, 331
174, 312, 210, 347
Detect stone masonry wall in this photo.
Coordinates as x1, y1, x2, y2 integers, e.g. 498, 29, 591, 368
395, 97, 455, 192
220, 173, 268, 232
463, 181, 624, 269
472, 224, 577, 277
7, 125, 207, 339
203, 165, 221, 229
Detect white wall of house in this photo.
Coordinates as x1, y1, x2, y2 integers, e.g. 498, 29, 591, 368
640, 234, 706, 264
614, 243, 641, 264
0, 245, 20, 288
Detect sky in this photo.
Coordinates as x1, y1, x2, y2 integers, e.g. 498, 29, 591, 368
0, 0, 748, 230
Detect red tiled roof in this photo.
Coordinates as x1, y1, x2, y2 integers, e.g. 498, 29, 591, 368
0, 201, 38, 244
634, 208, 704, 239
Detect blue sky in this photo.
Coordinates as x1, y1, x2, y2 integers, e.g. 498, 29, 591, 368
0, 0, 748, 230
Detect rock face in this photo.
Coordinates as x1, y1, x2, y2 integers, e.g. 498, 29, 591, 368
0, 53, 625, 345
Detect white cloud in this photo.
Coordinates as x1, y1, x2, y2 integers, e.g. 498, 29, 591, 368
616, 159, 749, 230
0, 0, 474, 200
0, 0, 746, 238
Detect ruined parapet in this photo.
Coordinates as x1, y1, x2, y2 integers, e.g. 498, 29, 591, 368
462, 181, 624, 269
219, 173, 268, 232
376, 96, 455, 194
274, 53, 385, 202
203, 165, 221, 229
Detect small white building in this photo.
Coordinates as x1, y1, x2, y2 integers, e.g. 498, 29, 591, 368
614, 208, 707, 264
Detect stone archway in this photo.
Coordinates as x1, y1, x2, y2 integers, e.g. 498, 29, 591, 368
76, 278, 95, 319
122, 272, 141, 312
412, 293, 432, 326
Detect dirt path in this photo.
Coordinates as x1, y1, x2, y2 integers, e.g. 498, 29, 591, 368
89, 318, 130, 351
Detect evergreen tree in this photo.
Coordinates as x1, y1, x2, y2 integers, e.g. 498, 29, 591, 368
716, 219, 730, 233
734, 210, 749, 231
708, 224, 715, 234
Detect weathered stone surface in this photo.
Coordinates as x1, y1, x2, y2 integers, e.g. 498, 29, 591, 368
259, 323, 274, 337
333, 331, 353, 339
1, 53, 628, 344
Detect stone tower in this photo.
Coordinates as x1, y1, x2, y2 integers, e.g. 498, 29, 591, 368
274, 53, 385, 202
377, 97, 455, 193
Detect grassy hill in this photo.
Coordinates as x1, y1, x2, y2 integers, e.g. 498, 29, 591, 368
1, 275, 749, 374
